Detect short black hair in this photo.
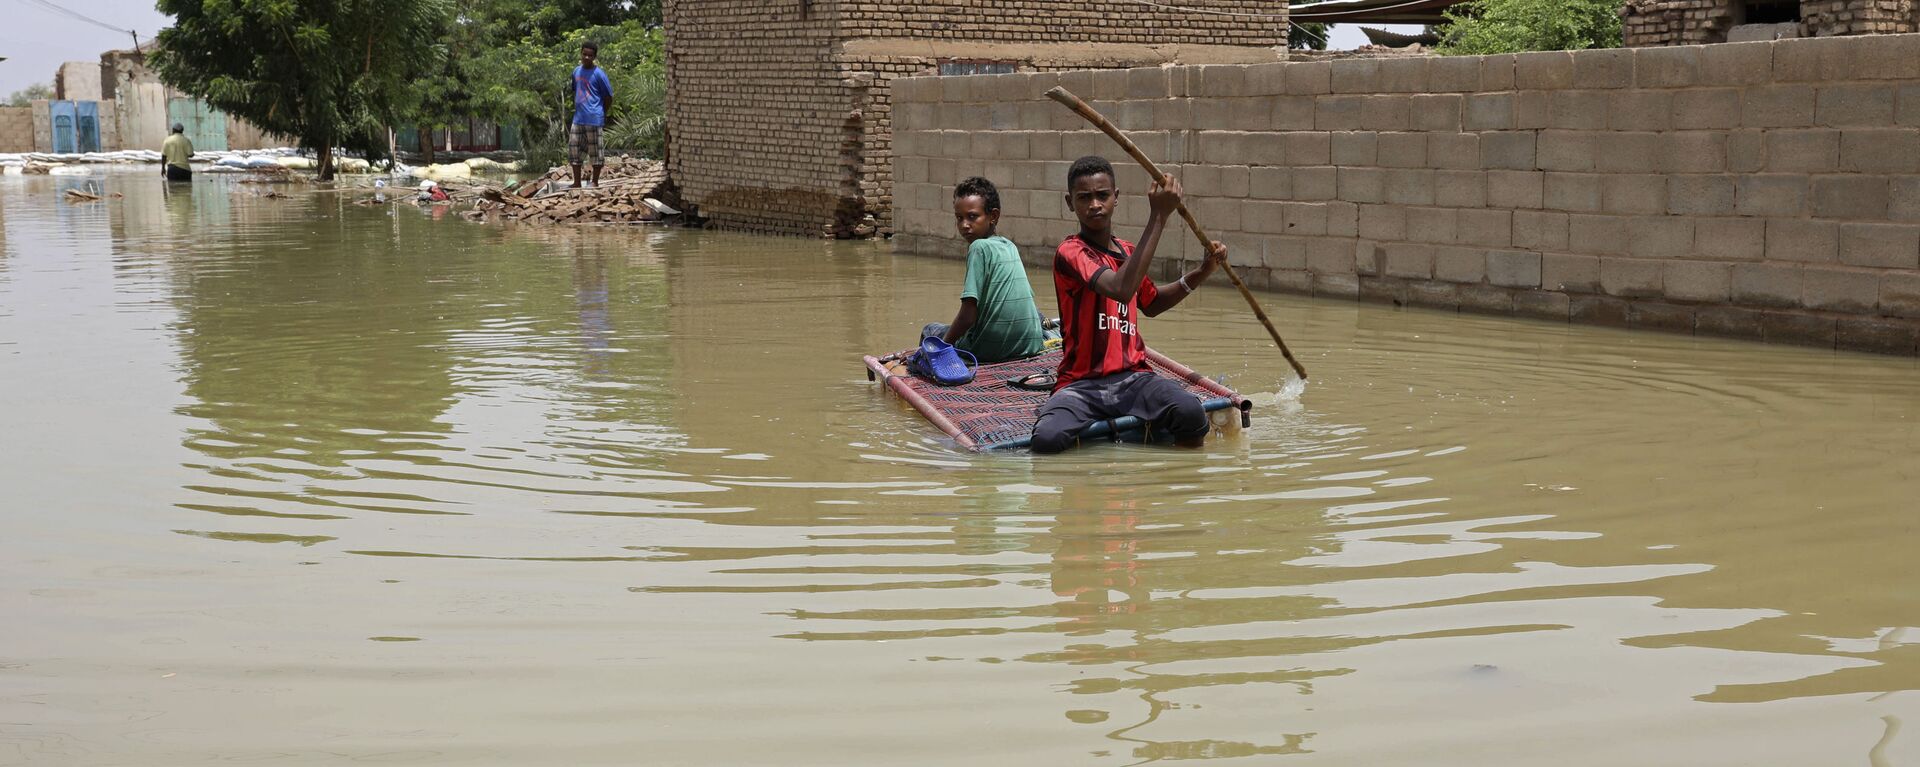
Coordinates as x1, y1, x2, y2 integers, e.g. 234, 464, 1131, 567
1068, 155, 1115, 189
953, 176, 1000, 211
582, 41, 599, 53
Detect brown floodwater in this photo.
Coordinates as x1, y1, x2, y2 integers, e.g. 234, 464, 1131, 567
3, 170, 1919, 765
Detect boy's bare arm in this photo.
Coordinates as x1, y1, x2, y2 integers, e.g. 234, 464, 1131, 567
1143, 241, 1226, 316
942, 298, 979, 343
1091, 177, 1183, 302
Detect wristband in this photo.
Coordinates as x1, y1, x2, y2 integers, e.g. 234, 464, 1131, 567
1177, 274, 1193, 293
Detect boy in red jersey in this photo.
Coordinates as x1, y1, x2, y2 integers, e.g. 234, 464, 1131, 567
1031, 156, 1227, 454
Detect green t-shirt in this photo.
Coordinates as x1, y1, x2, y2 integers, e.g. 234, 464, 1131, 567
956, 236, 1048, 363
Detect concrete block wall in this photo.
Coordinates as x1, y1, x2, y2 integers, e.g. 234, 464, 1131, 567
0, 107, 35, 152
891, 35, 1920, 355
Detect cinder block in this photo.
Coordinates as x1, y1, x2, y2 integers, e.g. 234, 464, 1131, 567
1378, 132, 1427, 168
1436, 246, 1488, 283
1326, 201, 1359, 236
1196, 65, 1247, 98
1488, 170, 1545, 209
1250, 167, 1291, 199
1516, 289, 1572, 319
1837, 318, 1920, 356
1672, 89, 1741, 130
1569, 215, 1628, 255
1244, 200, 1287, 233
1230, 97, 1273, 131
1543, 251, 1605, 292
1840, 129, 1920, 174
1283, 202, 1331, 236
1316, 96, 1365, 131
1761, 312, 1837, 348
1378, 58, 1431, 93
1728, 130, 1767, 174
1246, 62, 1289, 96
1488, 249, 1543, 287
1802, 266, 1880, 312
1536, 132, 1597, 173
1696, 306, 1768, 339
1384, 169, 1437, 206
1635, 46, 1701, 88
1766, 219, 1841, 263
1773, 37, 1847, 82
1459, 209, 1514, 247
1090, 69, 1130, 101
1286, 132, 1333, 166
1514, 91, 1551, 129
1546, 172, 1605, 213
1315, 272, 1362, 297
1128, 67, 1171, 100
1358, 204, 1408, 240
1308, 237, 1353, 274
1882, 272, 1920, 318
1900, 84, 1920, 126
1286, 61, 1332, 95
1573, 295, 1630, 325
1891, 177, 1920, 222
1430, 56, 1482, 92
1410, 94, 1463, 132
1817, 84, 1897, 127
1296, 166, 1338, 199
1839, 223, 1920, 269
1629, 301, 1698, 333
1572, 48, 1634, 89
1332, 131, 1379, 166
1853, 34, 1920, 80
1695, 217, 1767, 261
1463, 93, 1516, 131
1435, 170, 1488, 208
1271, 96, 1316, 131
1735, 175, 1808, 217
1513, 210, 1570, 250
1630, 216, 1695, 258
1355, 241, 1386, 276
1765, 130, 1838, 173
1515, 51, 1575, 90
1664, 260, 1732, 302
1549, 90, 1610, 130
1460, 283, 1516, 314
1667, 175, 1736, 216
1812, 176, 1890, 219
1732, 262, 1803, 307
1602, 258, 1664, 297
1407, 206, 1459, 244
1595, 132, 1661, 173
1742, 85, 1816, 128
1339, 167, 1386, 203
1663, 132, 1728, 173
1481, 54, 1517, 91
1265, 239, 1310, 273
1330, 59, 1380, 94
1361, 96, 1412, 131
1602, 174, 1667, 215
1429, 133, 1480, 169
1481, 131, 1537, 170
1609, 91, 1672, 131
1700, 41, 1776, 86
1385, 242, 1436, 278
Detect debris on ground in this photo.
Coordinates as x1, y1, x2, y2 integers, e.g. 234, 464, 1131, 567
467, 157, 676, 226
63, 188, 102, 203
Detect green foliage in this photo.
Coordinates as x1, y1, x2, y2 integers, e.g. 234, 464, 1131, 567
1436, 0, 1623, 54
151, 0, 453, 178
6, 82, 52, 106
1289, 23, 1333, 51
601, 69, 665, 157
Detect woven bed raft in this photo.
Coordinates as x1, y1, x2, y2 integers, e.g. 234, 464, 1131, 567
863, 346, 1252, 451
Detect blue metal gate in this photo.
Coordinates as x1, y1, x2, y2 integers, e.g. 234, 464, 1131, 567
49, 101, 102, 154
75, 102, 100, 153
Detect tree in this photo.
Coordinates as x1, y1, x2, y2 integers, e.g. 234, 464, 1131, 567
6, 82, 52, 106
1289, 23, 1334, 51
1436, 0, 1623, 54
150, 0, 453, 179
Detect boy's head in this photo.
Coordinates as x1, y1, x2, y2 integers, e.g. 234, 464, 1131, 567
1065, 155, 1117, 235
581, 42, 599, 67
951, 176, 1001, 242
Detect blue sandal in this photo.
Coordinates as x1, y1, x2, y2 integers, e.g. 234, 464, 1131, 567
909, 336, 977, 386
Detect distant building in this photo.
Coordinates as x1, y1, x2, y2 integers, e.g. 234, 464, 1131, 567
663, 1, 1291, 238
1623, 0, 1917, 46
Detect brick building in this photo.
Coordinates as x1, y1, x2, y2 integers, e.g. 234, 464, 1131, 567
663, 0, 1290, 237
1624, 0, 1918, 46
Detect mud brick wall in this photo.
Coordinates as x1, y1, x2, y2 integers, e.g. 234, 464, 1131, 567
664, 0, 1288, 237
0, 108, 35, 153
892, 35, 1920, 355
1625, 0, 1918, 47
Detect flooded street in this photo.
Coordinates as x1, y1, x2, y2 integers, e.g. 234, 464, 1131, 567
5, 170, 1920, 765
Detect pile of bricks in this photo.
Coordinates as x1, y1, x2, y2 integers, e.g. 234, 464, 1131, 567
469, 157, 673, 225
891, 36, 1920, 355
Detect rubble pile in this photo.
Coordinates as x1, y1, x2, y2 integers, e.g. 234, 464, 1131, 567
470, 157, 675, 226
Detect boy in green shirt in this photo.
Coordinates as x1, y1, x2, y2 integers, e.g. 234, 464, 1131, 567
920, 177, 1051, 364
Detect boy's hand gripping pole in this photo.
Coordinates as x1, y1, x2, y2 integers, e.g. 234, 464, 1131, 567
1045, 85, 1308, 381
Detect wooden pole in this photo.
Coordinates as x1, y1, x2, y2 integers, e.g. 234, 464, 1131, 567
1045, 85, 1308, 380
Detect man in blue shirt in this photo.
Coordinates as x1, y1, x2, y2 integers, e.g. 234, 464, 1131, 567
569, 42, 614, 189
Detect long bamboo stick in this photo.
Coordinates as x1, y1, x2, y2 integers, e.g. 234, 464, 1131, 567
1045, 86, 1309, 380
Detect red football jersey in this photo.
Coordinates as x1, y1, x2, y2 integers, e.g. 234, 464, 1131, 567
1053, 234, 1159, 391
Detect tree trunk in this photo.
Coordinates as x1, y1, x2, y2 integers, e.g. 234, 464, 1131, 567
318, 142, 334, 182
419, 125, 434, 165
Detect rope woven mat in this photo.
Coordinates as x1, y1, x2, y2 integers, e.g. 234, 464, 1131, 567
876, 347, 1231, 449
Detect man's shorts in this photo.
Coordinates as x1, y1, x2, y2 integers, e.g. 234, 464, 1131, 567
568, 123, 603, 166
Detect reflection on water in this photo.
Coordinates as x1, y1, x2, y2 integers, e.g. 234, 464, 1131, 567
3, 170, 1920, 765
